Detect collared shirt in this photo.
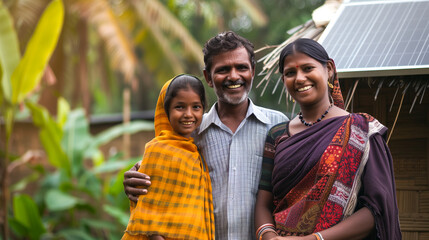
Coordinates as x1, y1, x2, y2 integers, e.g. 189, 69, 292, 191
194, 100, 288, 240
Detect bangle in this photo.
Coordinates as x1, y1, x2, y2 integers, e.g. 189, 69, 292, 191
259, 228, 278, 240
312, 232, 324, 240
256, 223, 277, 240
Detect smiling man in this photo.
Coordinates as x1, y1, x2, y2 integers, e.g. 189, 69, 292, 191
124, 31, 288, 239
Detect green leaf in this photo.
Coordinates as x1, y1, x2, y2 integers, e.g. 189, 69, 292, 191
93, 157, 140, 174
57, 229, 96, 240
108, 161, 138, 196
81, 218, 117, 231
62, 109, 92, 176
4, 107, 14, 142
13, 194, 46, 240
11, 0, 64, 104
10, 172, 40, 192
103, 204, 130, 226
8, 218, 27, 238
0, 2, 20, 102
45, 189, 78, 211
87, 121, 153, 156
57, 97, 70, 128
26, 101, 71, 174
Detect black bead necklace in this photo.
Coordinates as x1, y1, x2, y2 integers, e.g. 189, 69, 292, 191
298, 104, 333, 127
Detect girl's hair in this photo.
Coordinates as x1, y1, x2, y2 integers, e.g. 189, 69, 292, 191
278, 38, 330, 74
164, 74, 207, 117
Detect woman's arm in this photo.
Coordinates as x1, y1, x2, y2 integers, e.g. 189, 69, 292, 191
314, 207, 374, 240
255, 190, 278, 240
266, 207, 374, 240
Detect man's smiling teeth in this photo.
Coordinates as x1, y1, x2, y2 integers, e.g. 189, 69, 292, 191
226, 84, 241, 89
297, 86, 312, 92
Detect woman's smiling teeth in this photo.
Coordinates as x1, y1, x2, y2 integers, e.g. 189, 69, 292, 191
297, 85, 313, 92
182, 121, 194, 125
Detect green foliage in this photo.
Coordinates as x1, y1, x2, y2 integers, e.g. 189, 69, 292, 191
16, 100, 153, 238
1, 0, 154, 238
26, 101, 71, 175
0, 1, 20, 102
10, 194, 46, 240
11, 0, 64, 104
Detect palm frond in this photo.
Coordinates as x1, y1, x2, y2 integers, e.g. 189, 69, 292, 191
131, 0, 203, 67
256, 0, 342, 108
233, 0, 268, 27
130, 0, 184, 74
8, 0, 48, 29
72, 0, 138, 83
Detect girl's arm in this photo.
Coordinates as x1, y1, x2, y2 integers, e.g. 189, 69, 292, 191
255, 189, 278, 240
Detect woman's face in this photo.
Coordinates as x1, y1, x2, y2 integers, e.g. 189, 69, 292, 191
281, 52, 332, 108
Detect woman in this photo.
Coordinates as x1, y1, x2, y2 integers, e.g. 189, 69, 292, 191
255, 38, 401, 240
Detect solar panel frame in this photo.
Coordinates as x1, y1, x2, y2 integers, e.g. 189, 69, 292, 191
318, 0, 429, 78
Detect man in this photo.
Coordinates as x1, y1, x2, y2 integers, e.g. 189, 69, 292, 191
123, 31, 288, 239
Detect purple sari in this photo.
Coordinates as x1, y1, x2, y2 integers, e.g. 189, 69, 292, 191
271, 114, 401, 239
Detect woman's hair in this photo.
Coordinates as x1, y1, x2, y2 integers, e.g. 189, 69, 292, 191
278, 38, 330, 74
164, 74, 207, 117
203, 31, 255, 74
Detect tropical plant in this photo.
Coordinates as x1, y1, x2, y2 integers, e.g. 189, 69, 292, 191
0, 0, 157, 237
0, 0, 64, 238
8, 99, 153, 239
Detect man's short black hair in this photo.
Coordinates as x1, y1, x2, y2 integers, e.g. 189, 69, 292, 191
203, 31, 255, 75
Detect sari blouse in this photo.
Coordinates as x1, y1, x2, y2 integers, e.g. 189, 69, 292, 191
259, 113, 401, 239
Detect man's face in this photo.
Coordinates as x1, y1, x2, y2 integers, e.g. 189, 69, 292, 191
204, 47, 255, 106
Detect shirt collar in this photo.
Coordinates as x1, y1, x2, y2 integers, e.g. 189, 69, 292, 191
197, 99, 271, 134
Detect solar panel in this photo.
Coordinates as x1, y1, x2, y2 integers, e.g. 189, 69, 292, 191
318, 0, 429, 78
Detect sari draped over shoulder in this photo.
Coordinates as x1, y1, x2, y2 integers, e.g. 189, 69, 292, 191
272, 113, 401, 239
122, 79, 215, 240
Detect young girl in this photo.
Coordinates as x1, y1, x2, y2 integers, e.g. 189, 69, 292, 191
122, 74, 214, 240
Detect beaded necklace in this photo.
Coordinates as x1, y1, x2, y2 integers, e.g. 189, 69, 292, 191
298, 104, 333, 127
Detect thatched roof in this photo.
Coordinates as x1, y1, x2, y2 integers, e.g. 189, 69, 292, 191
256, 0, 428, 117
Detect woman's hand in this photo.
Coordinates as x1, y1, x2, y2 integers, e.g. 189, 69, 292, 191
123, 161, 151, 202
270, 235, 315, 240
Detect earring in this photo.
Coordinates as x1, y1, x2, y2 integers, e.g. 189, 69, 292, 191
328, 82, 334, 89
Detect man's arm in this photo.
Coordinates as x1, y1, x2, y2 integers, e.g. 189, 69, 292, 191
123, 161, 151, 202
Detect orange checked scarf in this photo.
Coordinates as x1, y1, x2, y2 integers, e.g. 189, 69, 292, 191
123, 79, 215, 240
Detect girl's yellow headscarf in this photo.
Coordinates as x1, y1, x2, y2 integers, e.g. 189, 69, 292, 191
123, 78, 214, 240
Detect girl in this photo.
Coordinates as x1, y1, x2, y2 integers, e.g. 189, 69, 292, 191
123, 74, 214, 240
255, 39, 401, 240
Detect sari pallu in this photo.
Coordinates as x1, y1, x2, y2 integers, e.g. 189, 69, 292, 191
272, 113, 393, 237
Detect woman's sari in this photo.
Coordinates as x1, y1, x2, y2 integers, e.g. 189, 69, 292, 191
122, 79, 215, 240
260, 113, 401, 239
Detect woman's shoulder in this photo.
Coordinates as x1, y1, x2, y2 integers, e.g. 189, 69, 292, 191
267, 121, 290, 141
350, 113, 387, 136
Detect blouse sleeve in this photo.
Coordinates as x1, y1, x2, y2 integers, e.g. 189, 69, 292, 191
258, 122, 288, 192
357, 132, 402, 240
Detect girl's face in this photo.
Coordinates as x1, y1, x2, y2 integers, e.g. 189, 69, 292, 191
168, 88, 204, 138
282, 52, 332, 108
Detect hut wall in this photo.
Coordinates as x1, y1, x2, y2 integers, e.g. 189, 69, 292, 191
342, 78, 429, 239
